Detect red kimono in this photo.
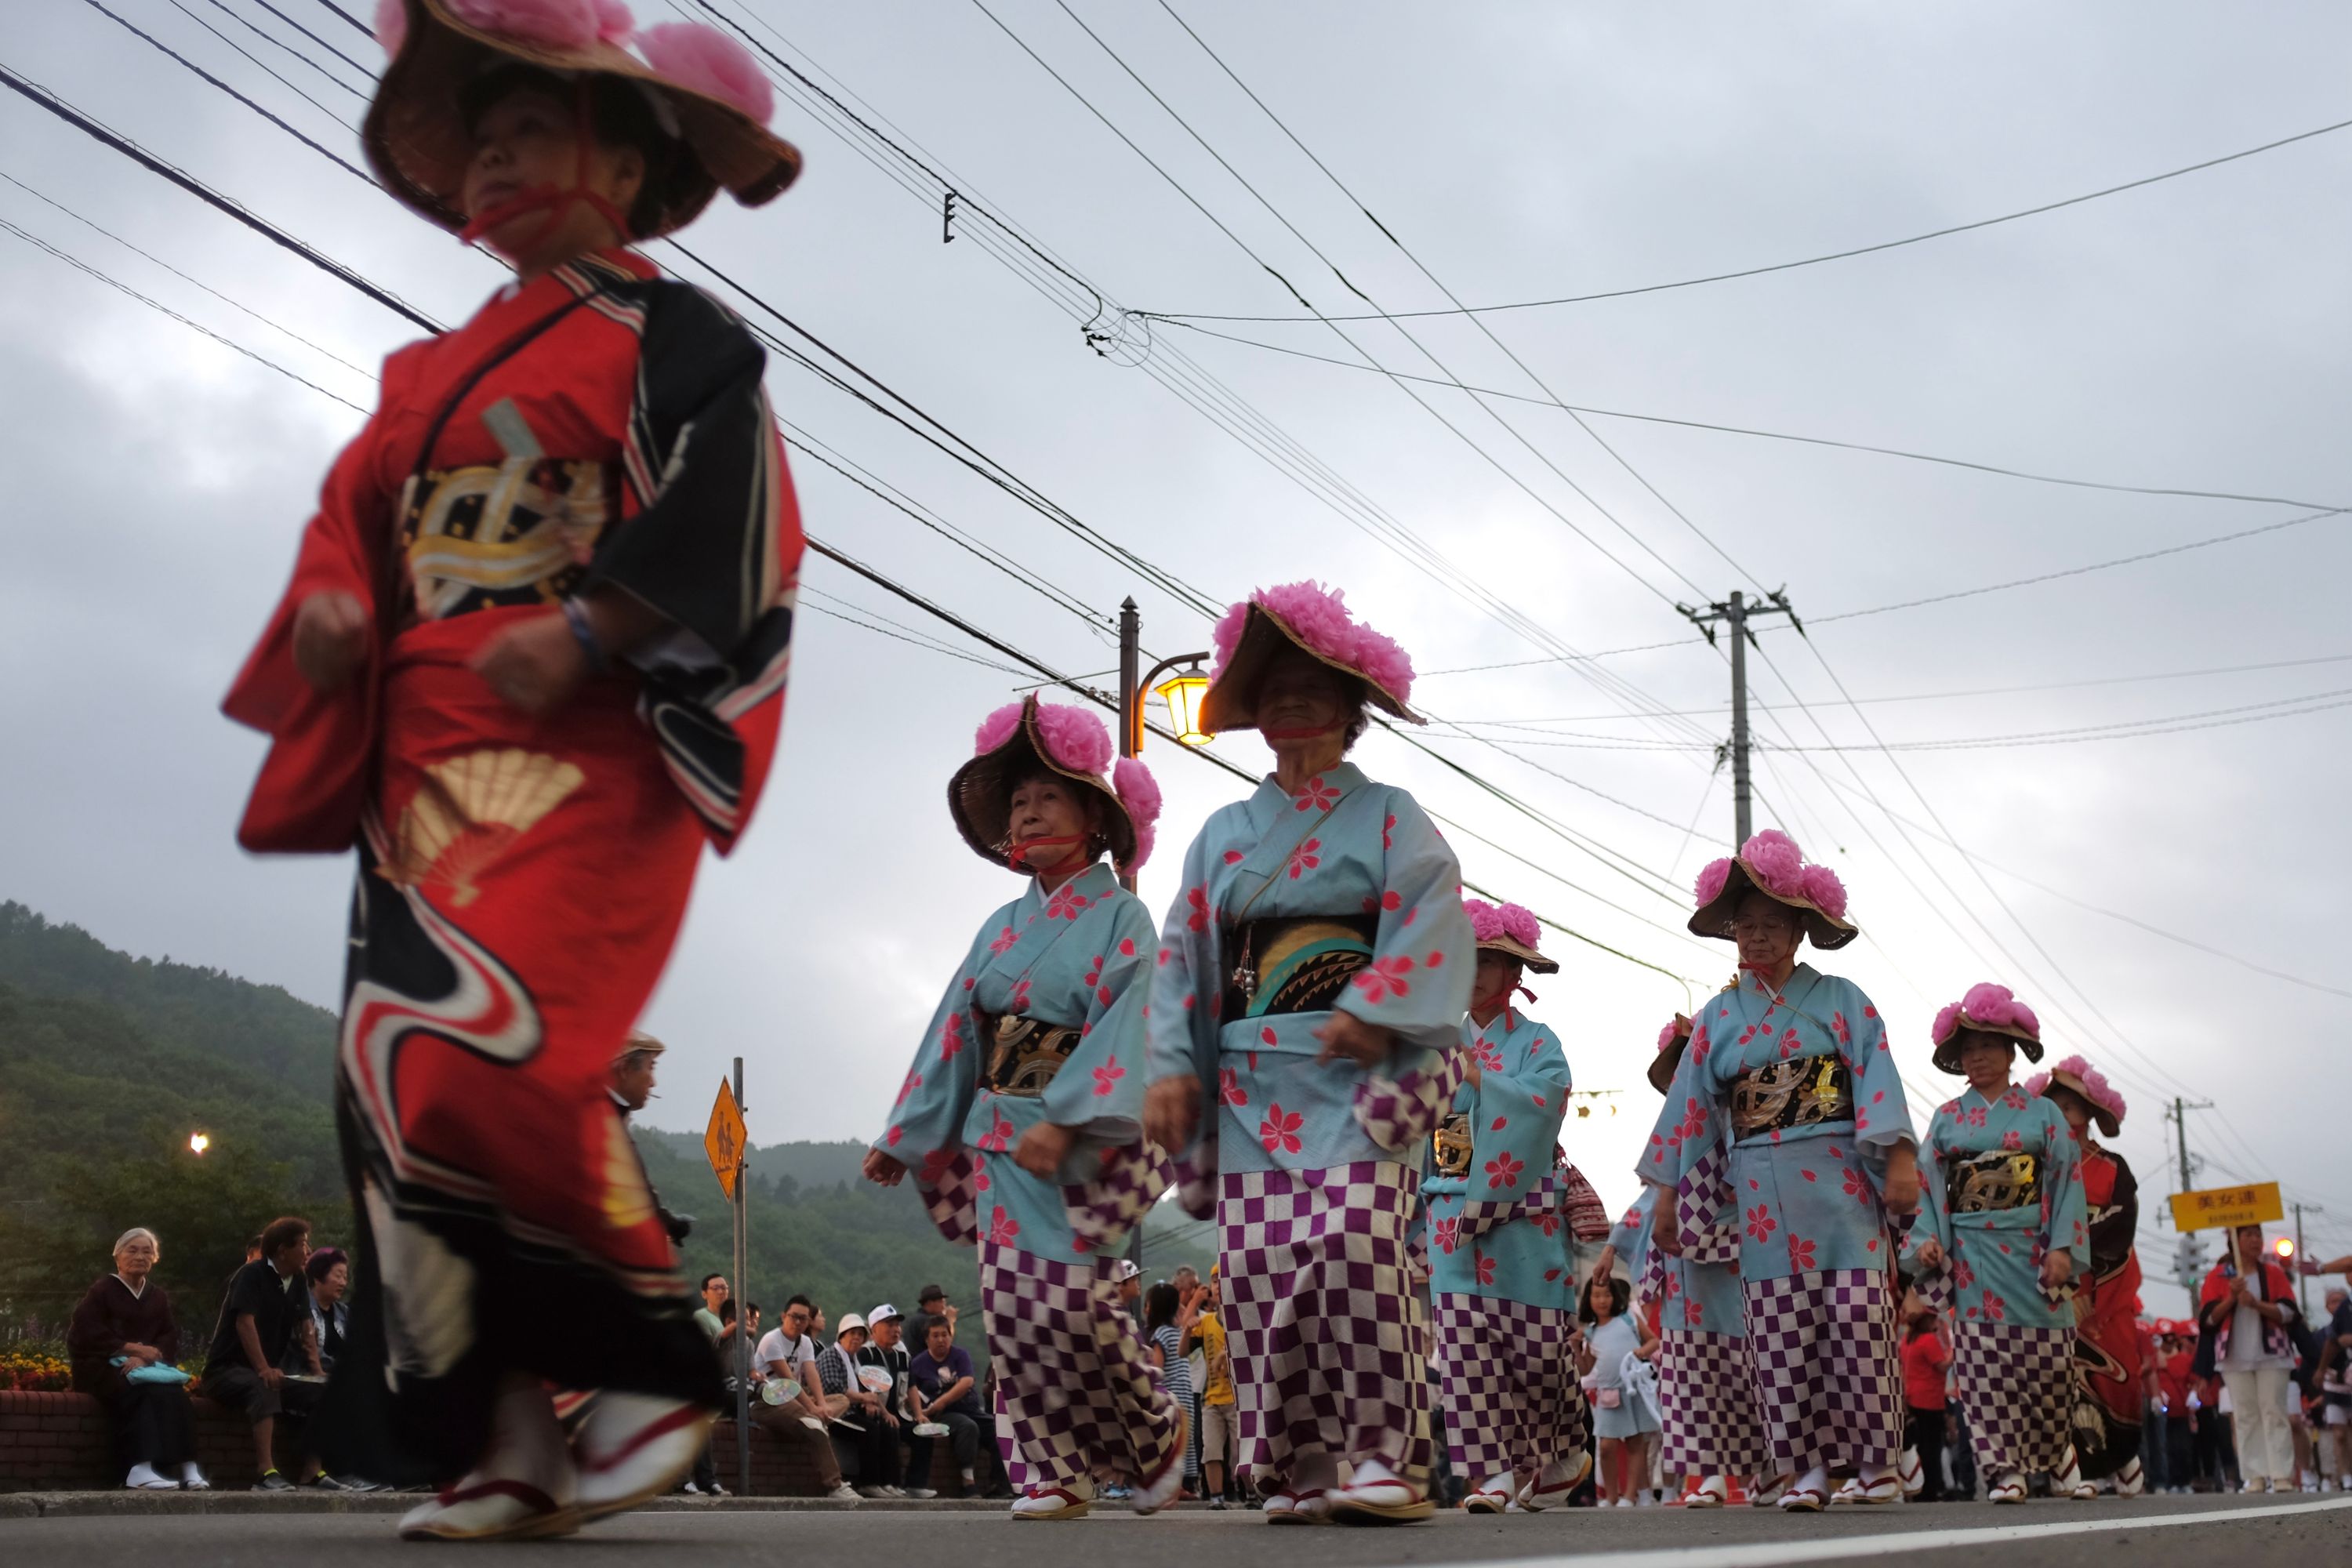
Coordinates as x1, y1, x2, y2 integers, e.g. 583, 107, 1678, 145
2071, 1141, 2144, 1478
224, 249, 800, 1476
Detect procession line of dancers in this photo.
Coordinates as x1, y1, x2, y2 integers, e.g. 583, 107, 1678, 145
228, 0, 2147, 1538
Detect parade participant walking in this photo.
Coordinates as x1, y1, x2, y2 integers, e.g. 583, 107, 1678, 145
1597, 1014, 1770, 1510
1637, 831, 1920, 1512
221, 0, 804, 1541
1424, 901, 1586, 1514
864, 696, 1184, 1522
1145, 581, 1473, 1525
1909, 985, 2090, 1504
2199, 1224, 2303, 1493
2026, 1054, 2147, 1495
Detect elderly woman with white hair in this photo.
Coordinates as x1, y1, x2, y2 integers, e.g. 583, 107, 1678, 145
67, 1228, 207, 1490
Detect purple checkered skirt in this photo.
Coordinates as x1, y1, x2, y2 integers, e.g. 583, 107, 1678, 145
1657, 1327, 1766, 1475
979, 1241, 1183, 1493
1432, 1293, 1586, 1481
1951, 1319, 2075, 1476
1740, 1268, 1903, 1471
1221, 1161, 1432, 1488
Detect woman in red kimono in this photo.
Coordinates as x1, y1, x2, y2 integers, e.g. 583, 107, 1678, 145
223, 0, 802, 1541
2024, 1054, 2145, 1496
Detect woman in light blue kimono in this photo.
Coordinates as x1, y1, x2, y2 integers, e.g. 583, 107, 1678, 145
863, 696, 1183, 1522
1144, 582, 1472, 1526
1595, 1012, 1770, 1508
1907, 984, 2089, 1504
1425, 900, 1587, 1513
1636, 830, 1921, 1512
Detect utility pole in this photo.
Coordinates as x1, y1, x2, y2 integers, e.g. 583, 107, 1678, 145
2164, 1095, 2215, 1299
731, 1055, 750, 1500
1676, 588, 1800, 848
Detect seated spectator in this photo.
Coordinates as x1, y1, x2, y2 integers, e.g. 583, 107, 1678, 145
67, 1227, 206, 1491
908, 1313, 982, 1497
749, 1295, 858, 1503
204, 1216, 325, 1492
915, 1283, 959, 1341
305, 1249, 350, 1374
817, 1314, 901, 1497
857, 1304, 925, 1491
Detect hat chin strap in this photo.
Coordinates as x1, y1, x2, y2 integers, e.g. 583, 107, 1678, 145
1260, 722, 1338, 742
459, 78, 634, 255
1007, 833, 1091, 873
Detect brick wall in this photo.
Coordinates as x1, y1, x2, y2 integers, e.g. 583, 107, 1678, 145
2, 1392, 984, 1497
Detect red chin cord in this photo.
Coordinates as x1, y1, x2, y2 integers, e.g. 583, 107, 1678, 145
1473, 983, 1536, 1029
1261, 723, 1338, 742
459, 78, 633, 255
1007, 833, 1091, 872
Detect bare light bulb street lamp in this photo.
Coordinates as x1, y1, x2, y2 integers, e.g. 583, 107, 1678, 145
189, 1132, 211, 1156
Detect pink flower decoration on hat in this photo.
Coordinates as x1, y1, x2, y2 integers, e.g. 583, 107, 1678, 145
1210, 580, 1415, 708
1740, 829, 1804, 897
1693, 858, 1732, 906
1463, 898, 1540, 948
375, 0, 409, 53
1933, 982, 2041, 1044
1799, 862, 1848, 920
972, 699, 1111, 775
446, 0, 604, 49
1112, 756, 1161, 875
637, 20, 775, 123
2023, 1053, 2127, 1124
1656, 1018, 1687, 1053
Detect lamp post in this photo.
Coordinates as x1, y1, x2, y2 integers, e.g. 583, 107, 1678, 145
1112, 597, 1211, 894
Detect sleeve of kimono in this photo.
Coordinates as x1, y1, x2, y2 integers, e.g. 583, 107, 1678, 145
157, 1291, 181, 1365
64, 1281, 117, 1361
1610, 1187, 1658, 1258
875, 920, 992, 1169
1834, 983, 1915, 1179
1348, 789, 1476, 1150
1145, 820, 1226, 1212
1907, 1109, 1955, 1276
221, 353, 411, 852
1040, 897, 1154, 1146
588, 283, 804, 852
1453, 1025, 1572, 1238
1634, 1011, 1715, 1192
2040, 1105, 2089, 1275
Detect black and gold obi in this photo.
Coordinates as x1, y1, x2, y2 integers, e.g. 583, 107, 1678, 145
1431, 1111, 1474, 1179
979, 1009, 1081, 1098
1730, 1054, 1855, 1142
1222, 914, 1376, 1022
397, 451, 617, 627
1947, 1149, 2041, 1214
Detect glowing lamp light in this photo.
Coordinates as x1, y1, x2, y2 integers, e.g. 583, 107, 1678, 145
2274, 1236, 2296, 1260
1156, 666, 1211, 747
189, 1132, 211, 1156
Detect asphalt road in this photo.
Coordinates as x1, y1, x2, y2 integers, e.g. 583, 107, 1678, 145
3, 1494, 2348, 1568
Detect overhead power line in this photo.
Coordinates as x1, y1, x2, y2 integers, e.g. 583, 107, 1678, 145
1134, 112, 2352, 323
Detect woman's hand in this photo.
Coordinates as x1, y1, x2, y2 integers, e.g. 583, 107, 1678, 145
1463, 1062, 1484, 1090
1880, 1144, 1922, 1214
1590, 1246, 1617, 1283
1145, 1076, 1200, 1153
862, 1149, 907, 1188
1650, 1196, 1683, 1257
470, 611, 589, 716
1313, 1009, 1392, 1069
1014, 1121, 1078, 1178
2041, 1250, 2075, 1291
1913, 1238, 1946, 1272
292, 590, 368, 693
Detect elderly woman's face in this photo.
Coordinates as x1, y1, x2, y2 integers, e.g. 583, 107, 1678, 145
314, 1261, 350, 1308
460, 85, 646, 263
114, 1234, 158, 1278
1730, 891, 1800, 971
2048, 1085, 2092, 1135
1958, 1031, 2015, 1090
1255, 652, 1348, 742
1006, 774, 1097, 873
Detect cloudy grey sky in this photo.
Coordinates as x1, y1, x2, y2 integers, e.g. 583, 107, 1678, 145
3, 1, 2346, 1311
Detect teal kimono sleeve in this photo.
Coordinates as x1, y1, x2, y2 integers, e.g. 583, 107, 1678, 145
1452, 1022, 1571, 1238
1346, 790, 1475, 1151
2038, 1103, 2090, 1280
1145, 815, 1232, 1216
1907, 1108, 1955, 1283
875, 917, 995, 1241
1039, 895, 1156, 1147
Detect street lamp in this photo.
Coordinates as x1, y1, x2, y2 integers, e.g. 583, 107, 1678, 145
189, 1132, 210, 1156
1148, 661, 1211, 749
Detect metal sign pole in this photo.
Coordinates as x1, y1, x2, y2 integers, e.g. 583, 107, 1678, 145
732, 1054, 750, 1499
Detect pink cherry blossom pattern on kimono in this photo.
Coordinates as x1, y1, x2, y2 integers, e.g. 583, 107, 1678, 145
1259, 1104, 1303, 1156
1433, 1216, 1459, 1254
1484, 1151, 1525, 1190
1744, 1204, 1777, 1243
989, 924, 1018, 955
1218, 1066, 1247, 1107
1091, 1057, 1125, 1097
1185, 886, 1210, 933
1286, 838, 1323, 880
1352, 954, 1416, 1004
986, 1207, 1020, 1247
1294, 775, 1338, 811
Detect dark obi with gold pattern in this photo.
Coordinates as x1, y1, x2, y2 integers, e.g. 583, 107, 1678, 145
1431, 1111, 1473, 1179
1730, 1054, 1855, 1142
1221, 914, 1376, 1022
1946, 1149, 2042, 1214
397, 455, 617, 627
979, 1010, 1081, 1098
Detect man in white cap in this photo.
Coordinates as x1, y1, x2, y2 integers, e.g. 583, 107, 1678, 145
1115, 1258, 1144, 1318
817, 1315, 901, 1497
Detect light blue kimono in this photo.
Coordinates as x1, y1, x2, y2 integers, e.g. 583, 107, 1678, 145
1145, 761, 1475, 1189
877, 861, 1160, 1265
1425, 1009, 1572, 1310
1606, 1185, 1745, 1339
1635, 964, 1915, 1282
1910, 1085, 2088, 1330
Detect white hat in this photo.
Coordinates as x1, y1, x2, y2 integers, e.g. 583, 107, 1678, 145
835, 1312, 867, 1336
1113, 1259, 1141, 1283
868, 1303, 902, 1324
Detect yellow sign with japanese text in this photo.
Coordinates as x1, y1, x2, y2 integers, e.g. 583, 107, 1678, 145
2167, 1181, 2281, 1232
704, 1080, 747, 1201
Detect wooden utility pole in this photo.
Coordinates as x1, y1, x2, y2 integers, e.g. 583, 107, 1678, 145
1676, 589, 1800, 848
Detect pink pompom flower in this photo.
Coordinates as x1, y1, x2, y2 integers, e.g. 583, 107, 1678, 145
447, 0, 603, 49
637, 20, 774, 124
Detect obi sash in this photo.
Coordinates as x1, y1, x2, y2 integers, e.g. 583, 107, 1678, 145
397, 455, 617, 626
978, 1011, 1081, 1098
1947, 1149, 2042, 1214
1730, 1054, 1854, 1142
1431, 1111, 1473, 1178
1222, 913, 1375, 1021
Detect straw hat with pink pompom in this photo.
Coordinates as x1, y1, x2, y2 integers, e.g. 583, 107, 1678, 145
948, 695, 1162, 880
2021, 1053, 2126, 1140
1647, 1014, 1695, 1095
1928, 982, 2046, 1075
365, 0, 800, 242
1688, 829, 1857, 951
1462, 898, 1558, 975
1198, 580, 1421, 736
